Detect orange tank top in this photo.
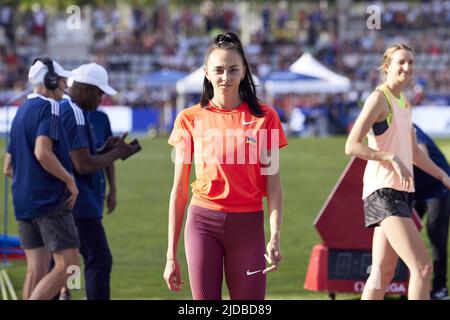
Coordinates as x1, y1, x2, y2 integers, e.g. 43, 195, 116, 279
362, 85, 415, 199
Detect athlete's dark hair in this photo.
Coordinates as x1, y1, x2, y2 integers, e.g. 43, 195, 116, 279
200, 32, 264, 117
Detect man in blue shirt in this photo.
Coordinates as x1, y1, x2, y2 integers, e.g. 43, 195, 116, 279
413, 124, 450, 300
89, 110, 116, 214
59, 63, 137, 300
3, 58, 80, 300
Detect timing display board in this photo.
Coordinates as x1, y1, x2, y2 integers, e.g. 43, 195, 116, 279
328, 249, 408, 281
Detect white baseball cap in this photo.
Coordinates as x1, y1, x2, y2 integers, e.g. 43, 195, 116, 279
71, 63, 117, 95
28, 59, 73, 86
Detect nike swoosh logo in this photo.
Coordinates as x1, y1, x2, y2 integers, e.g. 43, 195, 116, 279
246, 269, 263, 276
242, 120, 260, 125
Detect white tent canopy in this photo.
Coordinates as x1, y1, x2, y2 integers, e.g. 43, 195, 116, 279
176, 67, 205, 95
264, 52, 351, 94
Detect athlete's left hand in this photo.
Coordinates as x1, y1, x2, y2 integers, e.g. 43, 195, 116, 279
263, 237, 282, 274
164, 258, 184, 292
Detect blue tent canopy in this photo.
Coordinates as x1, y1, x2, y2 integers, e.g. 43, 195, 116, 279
0, 235, 20, 248
263, 71, 319, 82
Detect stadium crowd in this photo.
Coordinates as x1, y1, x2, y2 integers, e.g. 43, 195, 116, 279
1, 0, 450, 135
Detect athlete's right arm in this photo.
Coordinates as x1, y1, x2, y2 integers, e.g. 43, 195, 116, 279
34, 135, 78, 209
3, 153, 13, 178
164, 145, 191, 292
345, 91, 413, 189
345, 91, 392, 161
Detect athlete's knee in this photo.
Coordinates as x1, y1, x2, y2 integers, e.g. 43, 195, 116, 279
411, 261, 433, 281
26, 264, 47, 281
54, 249, 80, 273
366, 264, 395, 290
419, 262, 433, 280
64, 250, 80, 269
51, 261, 68, 276
379, 265, 396, 287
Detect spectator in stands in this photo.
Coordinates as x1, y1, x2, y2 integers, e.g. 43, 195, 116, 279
2, 1, 450, 129
0, 4, 14, 44
31, 3, 47, 41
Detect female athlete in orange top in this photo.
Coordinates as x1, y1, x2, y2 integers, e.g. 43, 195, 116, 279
163, 32, 287, 300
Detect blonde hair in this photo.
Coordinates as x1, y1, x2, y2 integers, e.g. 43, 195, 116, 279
378, 43, 414, 80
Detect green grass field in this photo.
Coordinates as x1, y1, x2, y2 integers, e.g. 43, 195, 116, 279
1, 136, 450, 300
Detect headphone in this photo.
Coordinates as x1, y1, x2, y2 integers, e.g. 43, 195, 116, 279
32, 57, 59, 90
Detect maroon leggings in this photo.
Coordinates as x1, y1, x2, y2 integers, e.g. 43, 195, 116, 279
185, 204, 266, 300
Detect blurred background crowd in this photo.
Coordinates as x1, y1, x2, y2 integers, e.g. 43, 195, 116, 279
1, 0, 450, 136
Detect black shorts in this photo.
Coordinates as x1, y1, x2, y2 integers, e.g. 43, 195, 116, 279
363, 188, 414, 228
18, 199, 80, 253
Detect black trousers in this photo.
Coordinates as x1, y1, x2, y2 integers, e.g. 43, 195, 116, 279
415, 194, 450, 291
75, 218, 113, 300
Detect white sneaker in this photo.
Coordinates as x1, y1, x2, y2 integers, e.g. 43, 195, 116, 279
431, 288, 450, 300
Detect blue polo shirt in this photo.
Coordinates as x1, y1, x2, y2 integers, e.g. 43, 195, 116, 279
413, 124, 450, 201
89, 110, 113, 212
89, 110, 113, 150
8, 93, 72, 220
60, 96, 103, 219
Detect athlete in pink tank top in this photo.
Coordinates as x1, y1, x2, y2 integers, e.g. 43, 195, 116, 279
345, 44, 450, 300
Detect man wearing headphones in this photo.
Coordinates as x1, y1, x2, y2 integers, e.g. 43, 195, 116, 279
3, 58, 80, 299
